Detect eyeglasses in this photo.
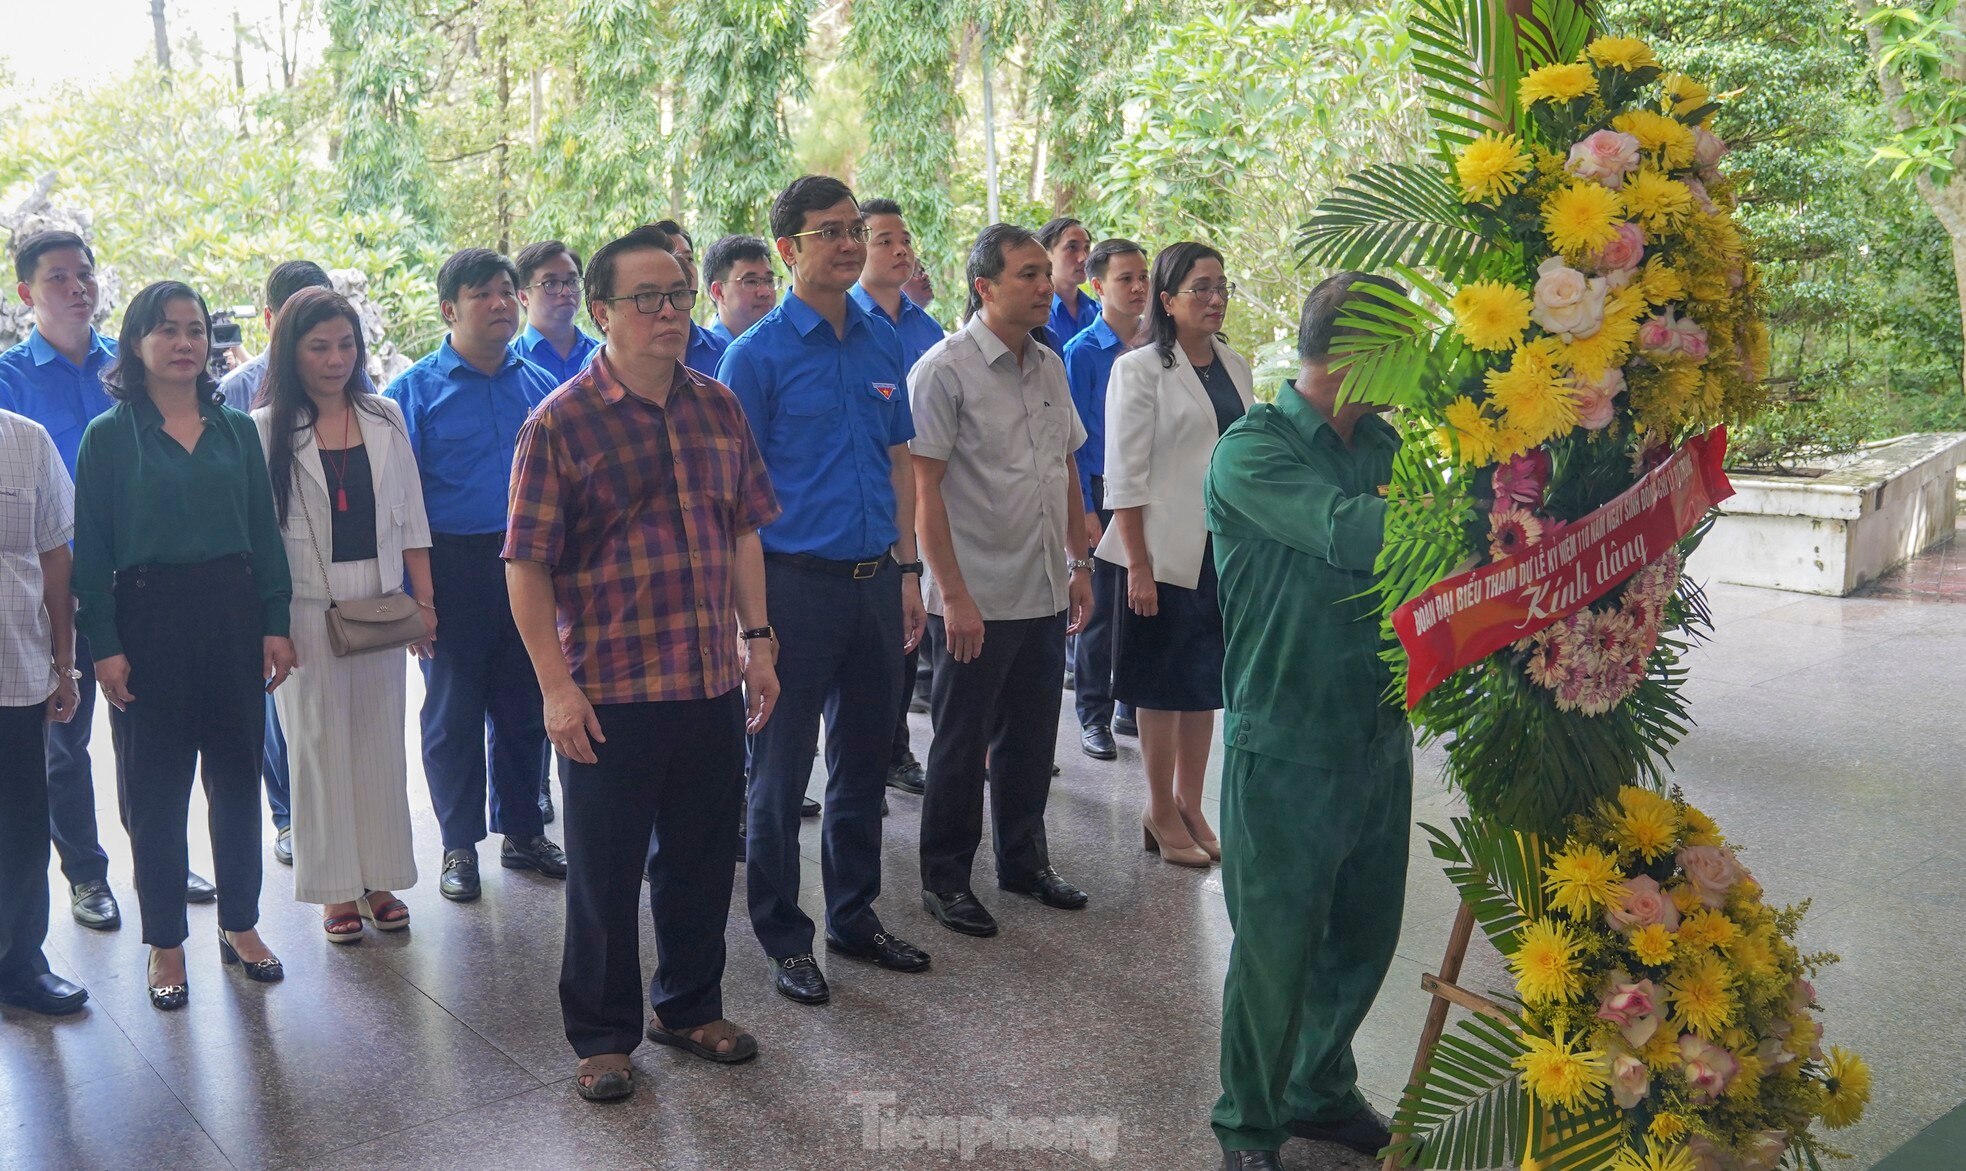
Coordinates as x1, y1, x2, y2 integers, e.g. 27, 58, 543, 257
787, 223, 870, 245
601, 288, 699, 314
529, 278, 580, 296
732, 275, 782, 291
1174, 283, 1238, 302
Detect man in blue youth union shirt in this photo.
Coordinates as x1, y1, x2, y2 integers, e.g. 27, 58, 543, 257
511, 240, 599, 386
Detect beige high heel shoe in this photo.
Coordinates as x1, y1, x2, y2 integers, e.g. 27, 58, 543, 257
1143, 815, 1213, 868
1180, 808, 1223, 863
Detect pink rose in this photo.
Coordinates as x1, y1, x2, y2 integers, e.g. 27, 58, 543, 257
1531, 256, 1609, 340
1669, 316, 1710, 360
1567, 130, 1642, 189
1606, 874, 1680, 930
1693, 127, 1729, 173
1609, 1052, 1651, 1109
1492, 449, 1551, 510
1589, 222, 1646, 278
1686, 1137, 1728, 1171
1680, 1033, 1739, 1100
1573, 368, 1623, 431
1678, 844, 1743, 908
1788, 978, 1817, 1012
1741, 1131, 1790, 1171
1684, 175, 1718, 215
1596, 978, 1658, 1028
1638, 313, 1677, 356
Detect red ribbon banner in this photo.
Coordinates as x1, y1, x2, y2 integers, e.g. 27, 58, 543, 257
1392, 427, 1735, 709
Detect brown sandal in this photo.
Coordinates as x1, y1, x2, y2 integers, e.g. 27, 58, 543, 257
358, 892, 410, 932
574, 1053, 635, 1102
646, 1017, 758, 1064
322, 911, 364, 944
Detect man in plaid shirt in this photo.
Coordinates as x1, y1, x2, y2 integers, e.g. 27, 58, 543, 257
505, 224, 780, 1104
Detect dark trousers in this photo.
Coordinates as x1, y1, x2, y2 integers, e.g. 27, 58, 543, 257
891, 642, 920, 766
45, 633, 108, 888
0, 704, 54, 987
419, 534, 546, 852
561, 691, 745, 1057
1075, 480, 1125, 729
919, 611, 1066, 893
261, 693, 290, 831
747, 559, 901, 957
108, 557, 266, 948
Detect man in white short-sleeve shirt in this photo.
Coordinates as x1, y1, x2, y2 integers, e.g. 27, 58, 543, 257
908, 223, 1093, 939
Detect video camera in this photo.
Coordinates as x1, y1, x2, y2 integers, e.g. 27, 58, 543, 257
209, 305, 255, 382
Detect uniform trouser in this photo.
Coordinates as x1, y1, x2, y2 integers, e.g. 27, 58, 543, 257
1211, 736, 1412, 1153
1074, 482, 1124, 730
890, 641, 920, 767
262, 693, 291, 832
419, 534, 546, 852
561, 691, 745, 1058
747, 559, 901, 958
109, 557, 267, 949
45, 633, 109, 888
919, 612, 1065, 894
0, 703, 54, 987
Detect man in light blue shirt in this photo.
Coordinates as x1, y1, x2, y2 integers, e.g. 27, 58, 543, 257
652, 220, 731, 377
1038, 216, 1100, 353
703, 234, 781, 348
511, 240, 598, 386
386, 248, 564, 902
217, 261, 351, 412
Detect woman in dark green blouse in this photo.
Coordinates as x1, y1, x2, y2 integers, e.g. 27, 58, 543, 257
71, 281, 296, 1010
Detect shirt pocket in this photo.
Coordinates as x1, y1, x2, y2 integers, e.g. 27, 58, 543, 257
684, 434, 744, 512
0, 484, 38, 553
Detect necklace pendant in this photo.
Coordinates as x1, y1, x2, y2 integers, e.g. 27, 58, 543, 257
336, 487, 349, 512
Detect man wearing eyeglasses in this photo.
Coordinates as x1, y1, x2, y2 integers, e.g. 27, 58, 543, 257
513, 241, 599, 387
650, 220, 729, 379
703, 234, 782, 348
718, 175, 932, 1008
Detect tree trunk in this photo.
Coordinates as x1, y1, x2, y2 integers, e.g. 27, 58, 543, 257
495, 32, 511, 254
151, 0, 172, 77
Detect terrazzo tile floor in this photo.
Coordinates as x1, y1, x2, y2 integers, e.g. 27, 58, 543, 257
2, 574, 1957, 1169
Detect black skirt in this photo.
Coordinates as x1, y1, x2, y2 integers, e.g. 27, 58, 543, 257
1109, 539, 1225, 712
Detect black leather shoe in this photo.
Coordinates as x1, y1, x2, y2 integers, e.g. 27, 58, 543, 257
921, 889, 998, 937
273, 825, 293, 866
801, 797, 821, 818
1080, 725, 1117, 760
0, 972, 88, 1015
998, 867, 1089, 910
1222, 1151, 1283, 1171
908, 694, 930, 715
217, 930, 284, 983
1288, 1102, 1393, 1157
540, 790, 555, 825
501, 835, 569, 879
185, 872, 217, 904
886, 754, 926, 795
827, 930, 930, 972
1111, 713, 1138, 737
70, 881, 120, 930
440, 848, 480, 901
773, 954, 830, 1004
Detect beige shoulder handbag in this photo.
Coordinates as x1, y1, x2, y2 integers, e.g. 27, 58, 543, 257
295, 468, 427, 656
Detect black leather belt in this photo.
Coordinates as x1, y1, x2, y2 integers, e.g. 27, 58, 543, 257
765, 552, 891, 580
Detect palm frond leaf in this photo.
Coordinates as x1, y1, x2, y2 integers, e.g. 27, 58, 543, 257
1298, 164, 1494, 283
1425, 817, 1548, 954
1518, 0, 1600, 71
1386, 1013, 1530, 1169
1530, 1099, 1625, 1171
1409, 0, 1521, 149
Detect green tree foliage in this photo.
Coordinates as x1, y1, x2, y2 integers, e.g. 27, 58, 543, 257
845, 0, 964, 288
667, 0, 814, 239
326, 0, 441, 230
1023, 0, 1178, 213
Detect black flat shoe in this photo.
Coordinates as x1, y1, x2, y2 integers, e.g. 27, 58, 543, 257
998, 867, 1088, 910
907, 694, 930, 715
826, 931, 930, 972
70, 880, 120, 930
218, 930, 284, 983
185, 872, 217, 904
773, 954, 830, 1005
1288, 1102, 1393, 1157
273, 825, 293, 866
501, 834, 568, 879
801, 797, 821, 818
0, 972, 88, 1016
440, 848, 480, 902
1222, 1151, 1283, 1170
539, 790, 555, 825
1111, 713, 1138, 737
1080, 725, 1117, 760
885, 754, 926, 795
921, 889, 998, 937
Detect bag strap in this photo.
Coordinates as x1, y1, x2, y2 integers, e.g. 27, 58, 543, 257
294, 469, 341, 608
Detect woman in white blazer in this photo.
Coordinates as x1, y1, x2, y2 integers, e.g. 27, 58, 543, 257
253, 288, 435, 943
1095, 243, 1253, 868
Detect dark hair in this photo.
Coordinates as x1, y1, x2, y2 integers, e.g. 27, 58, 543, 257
702, 234, 771, 288
583, 225, 677, 323
651, 219, 692, 250
103, 281, 221, 404
1298, 271, 1409, 362
513, 240, 582, 287
13, 230, 94, 285
963, 223, 1041, 323
260, 287, 391, 525
1087, 238, 1145, 281
859, 198, 904, 219
770, 174, 857, 244
437, 248, 520, 305
1145, 242, 1227, 368
264, 260, 332, 316
1036, 216, 1088, 251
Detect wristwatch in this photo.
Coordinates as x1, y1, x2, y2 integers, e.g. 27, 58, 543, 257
895, 560, 925, 576
739, 625, 776, 643
57, 666, 82, 682
1066, 557, 1094, 574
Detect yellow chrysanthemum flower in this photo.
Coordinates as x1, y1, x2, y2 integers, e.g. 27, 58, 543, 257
1588, 36, 1660, 72
1640, 1025, 1682, 1071
1648, 1112, 1689, 1143
1510, 917, 1587, 1005
1629, 922, 1676, 966
1662, 73, 1709, 115
1786, 1012, 1823, 1060
1438, 396, 1502, 466
1543, 841, 1626, 918
1560, 304, 1640, 382
1667, 952, 1737, 1037
1514, 1025, 1611, 1110
1612, 109, 1697, 169
1639, 257, 1687, 307
1486, 357, 1579, 447
1726, 1049, 1765, 1102
1543, 182, 1626, 257
1609, 1138, 1698, 1171
1820, 1047, 1871, 1128
1624, 169, 1695, 233
1677, 908, 1741, 951
1519, 61, 1599, 107
1610, 786, 1682, 861
1456, 133, 1535, 203
1451, 281, 1534, 351
1668, 882, 1706, 916
1725, 924, 1778, 980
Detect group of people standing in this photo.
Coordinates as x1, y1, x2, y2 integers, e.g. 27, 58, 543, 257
0, 172, 1417, 1171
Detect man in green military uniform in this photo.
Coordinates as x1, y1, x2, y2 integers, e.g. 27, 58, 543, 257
1205, 272, 1412, 1171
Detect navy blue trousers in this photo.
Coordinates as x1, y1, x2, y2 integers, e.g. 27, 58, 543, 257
261, 693, 290, 831
419, 534, 546, 852
1074, 481, 1128, 730
0, 704, 54, 987
746, 558, 901, 958
45, 634, 109, 888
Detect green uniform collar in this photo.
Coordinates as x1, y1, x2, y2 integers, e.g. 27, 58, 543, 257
1275, 380, 1400, 453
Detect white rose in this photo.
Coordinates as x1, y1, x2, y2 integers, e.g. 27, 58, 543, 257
1531, 256, 1608, 341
